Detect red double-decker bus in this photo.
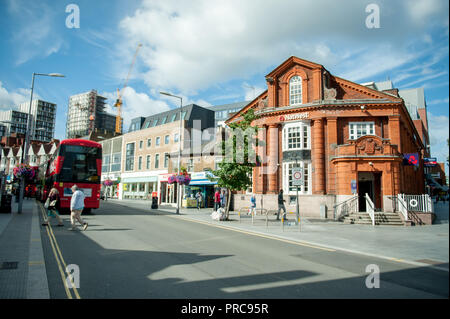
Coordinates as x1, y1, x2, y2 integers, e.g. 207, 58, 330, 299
42, 139, 102, 213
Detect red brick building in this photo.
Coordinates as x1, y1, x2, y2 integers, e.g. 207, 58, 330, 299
227, 56, 425, 217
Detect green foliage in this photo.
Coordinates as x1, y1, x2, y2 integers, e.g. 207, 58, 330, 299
208, 108, 261, 192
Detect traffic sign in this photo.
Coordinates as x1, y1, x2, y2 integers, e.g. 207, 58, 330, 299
292, 167, 304, 186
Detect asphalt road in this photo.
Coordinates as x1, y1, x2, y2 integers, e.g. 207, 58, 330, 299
39, 201, 448, 299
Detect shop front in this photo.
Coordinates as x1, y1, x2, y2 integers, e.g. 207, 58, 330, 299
159, 173, 178, 206
183, 172, 217, 208
121, 175, 158, 200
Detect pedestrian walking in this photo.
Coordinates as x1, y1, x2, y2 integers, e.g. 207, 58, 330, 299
70, 185, 88, 231
277, 189, 287, 220
249, 194, 256, 215
214, 189, 221, 211
42, 188, 64, 227
221, 189, 227, 208
196, 191, 203, 210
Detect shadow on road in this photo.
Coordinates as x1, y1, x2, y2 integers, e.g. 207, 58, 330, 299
45, 221, 449, 299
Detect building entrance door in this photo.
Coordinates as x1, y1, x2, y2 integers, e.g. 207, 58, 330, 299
358, 172, 374, 212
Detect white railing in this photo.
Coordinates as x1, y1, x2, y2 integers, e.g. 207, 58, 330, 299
398, 194, 433, 213
365, 193, 375, 226
396, 194, 408, 221
333, 195, 359, 220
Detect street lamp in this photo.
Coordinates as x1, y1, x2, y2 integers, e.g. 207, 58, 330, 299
160, 91, 182, 214
18, 72, 65, 214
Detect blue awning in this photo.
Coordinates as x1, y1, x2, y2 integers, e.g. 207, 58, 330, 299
189, 179, 217, 186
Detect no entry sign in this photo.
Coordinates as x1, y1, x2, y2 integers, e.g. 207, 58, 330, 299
292, 167, 304, 186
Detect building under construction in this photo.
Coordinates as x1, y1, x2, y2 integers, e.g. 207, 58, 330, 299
66, 90, 119, 139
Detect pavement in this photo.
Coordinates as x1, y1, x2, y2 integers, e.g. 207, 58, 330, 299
0, 197, 448, 299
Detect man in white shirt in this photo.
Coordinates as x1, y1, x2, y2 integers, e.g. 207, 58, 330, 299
70, 185, 88, 231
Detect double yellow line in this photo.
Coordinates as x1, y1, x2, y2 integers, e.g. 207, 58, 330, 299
38, 203, 81, 299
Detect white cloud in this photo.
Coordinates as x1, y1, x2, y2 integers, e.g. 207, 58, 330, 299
428, 98, 449, 106
115, 0, 448, 96
427, 112, 449, 163
0, 81, 39, 110
7, 0, 64, 65
101, 87, 171, 131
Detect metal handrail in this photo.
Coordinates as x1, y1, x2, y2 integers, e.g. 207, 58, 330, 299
365, 193, 375, 226
396, 194, 408, 221
334, 194, 359, 220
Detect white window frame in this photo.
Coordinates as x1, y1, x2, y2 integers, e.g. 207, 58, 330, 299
283, 161, 311, 195
155, 136, 161, 147
282, 121, 311, 152
349, 122, 375, 140
155, 153, 160, 169
146, 155, 151, 170
289, 75, 303, 106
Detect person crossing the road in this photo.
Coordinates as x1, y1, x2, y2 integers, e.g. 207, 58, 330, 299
70, 185, 88, 231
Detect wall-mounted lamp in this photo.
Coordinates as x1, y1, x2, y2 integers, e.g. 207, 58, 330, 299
369, 162, 374, 166
361, 105, 366, 111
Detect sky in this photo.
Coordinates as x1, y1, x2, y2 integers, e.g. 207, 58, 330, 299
0, 0, 448, 170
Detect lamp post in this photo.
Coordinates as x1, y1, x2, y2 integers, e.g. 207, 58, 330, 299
160, 91, 182, 214
18, 72, 65, 214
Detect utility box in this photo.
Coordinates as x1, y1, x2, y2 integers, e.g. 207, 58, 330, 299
320, 204, 327, 219
0, 194, 12, 214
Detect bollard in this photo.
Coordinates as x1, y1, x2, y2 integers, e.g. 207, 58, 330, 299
298, 216, 301, 232
281, 217, 284, 232
266, 212, 268, 229
239, 210, 241, 223
251, 210, 254, 226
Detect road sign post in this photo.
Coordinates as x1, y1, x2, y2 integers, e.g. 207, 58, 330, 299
292, 167, 304, 227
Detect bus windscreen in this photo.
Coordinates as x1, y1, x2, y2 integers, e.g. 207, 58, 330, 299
59, 145, 101, 183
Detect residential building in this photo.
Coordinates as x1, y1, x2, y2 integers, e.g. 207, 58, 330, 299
0, 110, 29, 136
206, 101, 250, 127
66, 90, 119, 139
17, 99, 57, 142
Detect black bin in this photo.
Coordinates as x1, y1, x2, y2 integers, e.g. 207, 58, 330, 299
0, 194, 12, 214
151, 196, 158, 209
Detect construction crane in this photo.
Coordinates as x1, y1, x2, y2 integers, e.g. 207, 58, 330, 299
114, 43, 142, 134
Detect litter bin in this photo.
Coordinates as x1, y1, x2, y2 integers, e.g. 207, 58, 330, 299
0, 194, 12, 214
151, 191, 158, 209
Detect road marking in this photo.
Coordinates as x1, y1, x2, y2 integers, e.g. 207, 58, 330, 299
28, 261, 45, 265
39, 203, 81, 299
169, 215, 336, 252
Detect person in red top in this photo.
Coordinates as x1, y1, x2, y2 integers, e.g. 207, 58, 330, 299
214, 189, 221, 211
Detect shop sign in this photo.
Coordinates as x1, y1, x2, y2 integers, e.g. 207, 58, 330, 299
424, 158, 437, 167
279, 112, 309, 122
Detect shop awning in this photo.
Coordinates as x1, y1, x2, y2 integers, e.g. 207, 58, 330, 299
189, 179, 217, 186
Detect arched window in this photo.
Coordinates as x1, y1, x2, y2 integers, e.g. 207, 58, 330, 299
289, 76, 303, 105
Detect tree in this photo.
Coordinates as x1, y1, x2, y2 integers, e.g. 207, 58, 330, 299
208, 108, 261, 220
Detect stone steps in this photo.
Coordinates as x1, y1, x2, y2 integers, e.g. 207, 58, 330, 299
343, 212, 404, 226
